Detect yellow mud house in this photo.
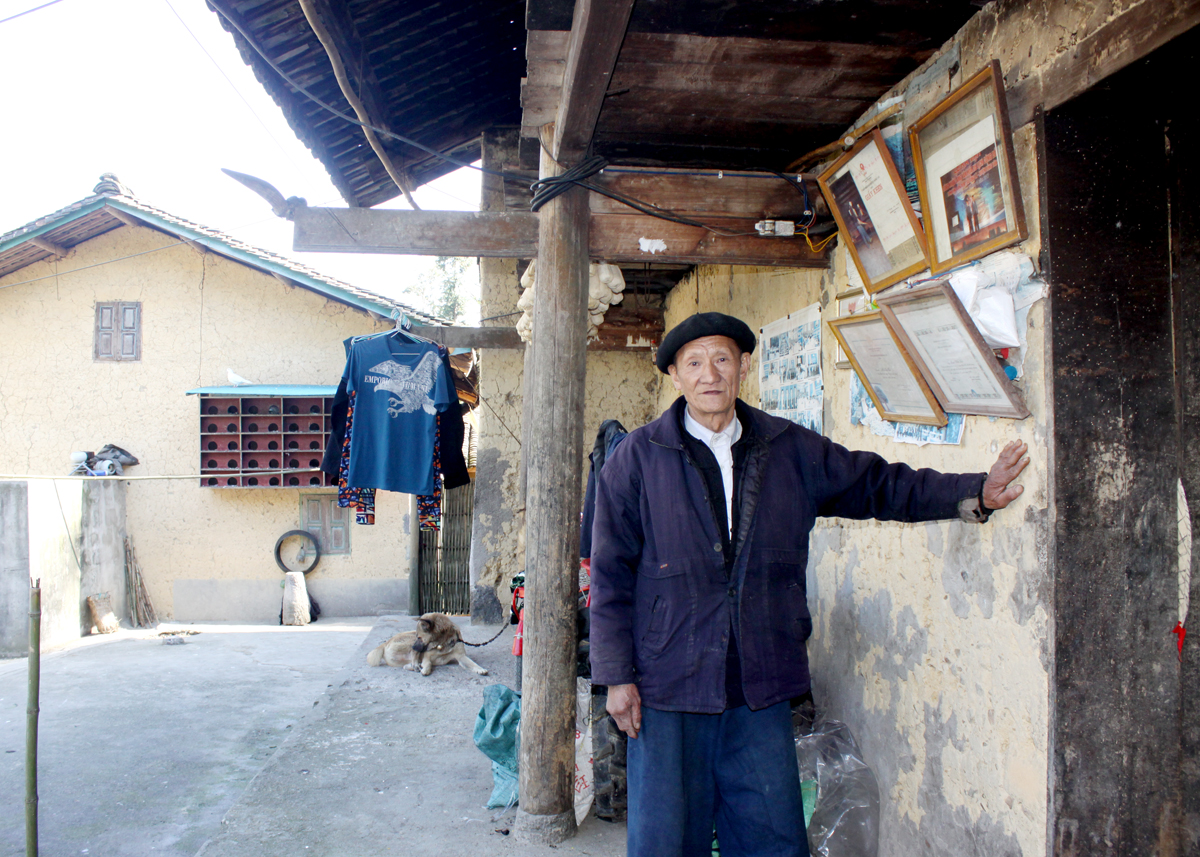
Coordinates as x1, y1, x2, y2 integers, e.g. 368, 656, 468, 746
0, 174, 446, 643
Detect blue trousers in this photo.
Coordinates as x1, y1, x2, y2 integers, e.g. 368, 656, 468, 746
627, 701, 810, 857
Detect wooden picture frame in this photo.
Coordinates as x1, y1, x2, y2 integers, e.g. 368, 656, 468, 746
827, 311, 947, 426
833, 287, 868, 368
876, 281, 1030, 419
818, 129, 930, 294
909, 61, 1027, 274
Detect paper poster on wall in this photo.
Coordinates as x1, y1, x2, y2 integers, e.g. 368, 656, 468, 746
849, 374, 965, 446
760, 304, 823, 433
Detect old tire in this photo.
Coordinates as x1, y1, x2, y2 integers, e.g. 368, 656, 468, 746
274, 529, 320, 575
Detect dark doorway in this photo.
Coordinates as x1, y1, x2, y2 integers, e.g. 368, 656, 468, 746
1043, 24, 1199, 856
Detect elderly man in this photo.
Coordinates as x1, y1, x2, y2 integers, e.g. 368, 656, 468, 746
589, 312, 1028, 857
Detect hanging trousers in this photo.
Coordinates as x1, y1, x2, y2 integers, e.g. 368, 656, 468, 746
626, 700, 810, 857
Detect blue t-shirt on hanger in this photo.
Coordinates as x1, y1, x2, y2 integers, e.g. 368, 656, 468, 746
345, 336, 452, 495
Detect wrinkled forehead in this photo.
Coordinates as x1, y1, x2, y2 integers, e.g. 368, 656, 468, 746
673, 335, 742, 365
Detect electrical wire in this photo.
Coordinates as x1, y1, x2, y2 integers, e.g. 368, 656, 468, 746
0, 240, 193, 291
0, 0, 66, 25
529, 155, 608, 211
478, 310, 523, 322
161, 0, 306, 178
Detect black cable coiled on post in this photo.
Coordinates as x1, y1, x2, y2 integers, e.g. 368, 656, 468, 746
529, 156, 609, 212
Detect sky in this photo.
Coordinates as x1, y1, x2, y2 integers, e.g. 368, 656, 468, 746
0, 0, 483, 320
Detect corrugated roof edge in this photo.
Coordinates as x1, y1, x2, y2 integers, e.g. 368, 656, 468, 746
0, 182, 450, 326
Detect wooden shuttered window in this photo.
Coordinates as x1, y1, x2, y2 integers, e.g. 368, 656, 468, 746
95, 301, 141, 361
302, 494, 349, 555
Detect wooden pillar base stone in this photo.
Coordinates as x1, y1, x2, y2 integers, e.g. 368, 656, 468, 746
513, 808, 577, 846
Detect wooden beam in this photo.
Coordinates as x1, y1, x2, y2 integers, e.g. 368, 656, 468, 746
590, 214, 830, 267
410, 325, 524, 349
606, 59, 902, 102
616, 31, 924, 68
405, 314, 663, 352
552, 0, 635, 161
28, 236, 69, 258
291, 205, 540, 256
589, 166, 827, 219
291, 204, 831, 267
105, 207, 141, 229
516, 134, 589, 845
1006, 0, 1200, 128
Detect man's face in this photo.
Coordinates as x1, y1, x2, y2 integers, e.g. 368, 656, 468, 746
667, 335, 751, 425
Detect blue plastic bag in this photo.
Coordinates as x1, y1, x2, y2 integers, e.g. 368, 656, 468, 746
474, 685, 521, 808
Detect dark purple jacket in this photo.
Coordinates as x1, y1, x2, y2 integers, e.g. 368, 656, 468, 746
589, 397, 985, 713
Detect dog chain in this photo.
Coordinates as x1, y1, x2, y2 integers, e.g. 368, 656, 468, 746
462, 624, 509, 648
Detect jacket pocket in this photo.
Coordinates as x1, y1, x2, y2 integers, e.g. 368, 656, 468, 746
747, 549, 811, 645
634, 556, 700, 658
642, 595, 667, 650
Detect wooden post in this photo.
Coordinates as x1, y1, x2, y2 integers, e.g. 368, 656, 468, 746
515, 135, 589, 844
26, 579, 40, 857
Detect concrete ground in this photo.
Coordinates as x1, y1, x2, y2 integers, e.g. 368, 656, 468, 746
0, 617, 625, 857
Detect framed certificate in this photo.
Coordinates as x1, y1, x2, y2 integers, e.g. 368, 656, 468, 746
909, 61, 1027, 274
876, 281, 1029, 419
827, 311, 947, 426
818, 130, 929, 294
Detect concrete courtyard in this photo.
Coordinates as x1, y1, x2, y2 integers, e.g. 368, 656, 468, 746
0, 617, 625, 857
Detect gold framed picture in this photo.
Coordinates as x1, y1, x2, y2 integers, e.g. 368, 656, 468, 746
876, 281, 1030, 419
909, 61, 1027, 274
827, 311, 947, 426
818, 129, 929, 293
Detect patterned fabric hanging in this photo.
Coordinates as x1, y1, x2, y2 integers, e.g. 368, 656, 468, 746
417, 424, 442, 531
337, 390, 376, 525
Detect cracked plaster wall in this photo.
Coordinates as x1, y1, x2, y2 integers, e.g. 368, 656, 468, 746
653, 26, 1060, 849
0, 225, 415, 621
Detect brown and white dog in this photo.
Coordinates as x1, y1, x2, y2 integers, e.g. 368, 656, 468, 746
366, 612, 488, 676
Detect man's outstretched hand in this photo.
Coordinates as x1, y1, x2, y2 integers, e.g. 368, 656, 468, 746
982, 440, 1029, 510
607, 683, 642, 739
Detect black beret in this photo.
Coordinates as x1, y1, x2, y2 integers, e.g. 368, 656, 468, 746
655, 312, 757, 373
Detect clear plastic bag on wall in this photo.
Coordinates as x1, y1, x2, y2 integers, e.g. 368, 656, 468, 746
795, 714, 881, 857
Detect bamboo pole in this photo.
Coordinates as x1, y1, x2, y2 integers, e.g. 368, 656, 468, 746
26, 579, 41, 857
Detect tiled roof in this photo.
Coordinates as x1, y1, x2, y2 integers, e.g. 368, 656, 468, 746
0, 174, 448, 324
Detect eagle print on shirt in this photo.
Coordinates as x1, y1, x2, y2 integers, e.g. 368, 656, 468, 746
363, 352, 440, 416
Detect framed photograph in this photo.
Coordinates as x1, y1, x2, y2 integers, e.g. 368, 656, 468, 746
827, 311, 947, 426
876, 281, 1030, 419
834, 287, 868, 369
818, 129, 929, 294
909, 61, 1027, 274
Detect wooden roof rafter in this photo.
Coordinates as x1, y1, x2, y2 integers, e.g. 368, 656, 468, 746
209, 0, 528, 208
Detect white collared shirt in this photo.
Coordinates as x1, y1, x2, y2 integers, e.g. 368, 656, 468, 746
683, 407, 742, 537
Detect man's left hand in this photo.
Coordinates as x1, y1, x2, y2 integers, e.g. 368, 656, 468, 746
982, 440, 1029, 510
